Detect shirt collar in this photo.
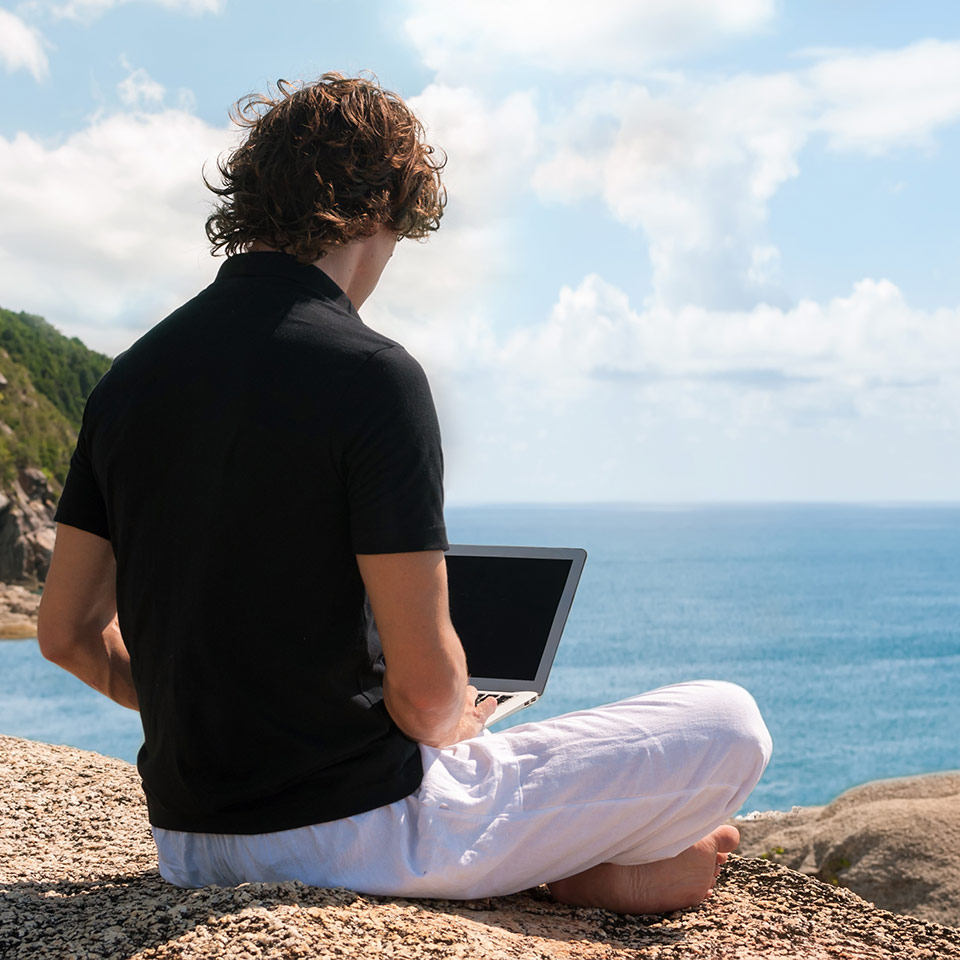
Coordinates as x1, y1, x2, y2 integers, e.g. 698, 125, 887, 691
216, 252, 361, 320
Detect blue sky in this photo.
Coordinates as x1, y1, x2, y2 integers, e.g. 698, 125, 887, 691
2, 0, 960, 502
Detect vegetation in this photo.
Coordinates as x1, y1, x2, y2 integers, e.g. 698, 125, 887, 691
0, 307, 111, 489
820, 855, 852, 887
0, 351, 78, 487
0, 307, 110, 430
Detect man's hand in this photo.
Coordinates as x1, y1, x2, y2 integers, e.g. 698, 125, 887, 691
443, 685, 497, 745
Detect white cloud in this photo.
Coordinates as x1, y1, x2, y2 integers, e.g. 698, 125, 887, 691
43, 0, 225, 21
405, 0, 773, 78
367, 84, 539, 332
360, 83, 546, 475
370, 261, 960, 498
0, 108, 236, 354
809, 40, 960, 154
531, 41, 960, 310
410, 84, 539, 224
0, 81, 533, 360
398, 270, 960, 502
117, 58, 165, 107
497, 274, 960, 431
0, 9, 49, 82
533, 73, 809, 309
355, 51, 960, 499
378, 262, 960, 429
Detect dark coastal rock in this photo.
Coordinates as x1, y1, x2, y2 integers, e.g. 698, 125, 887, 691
0, 473, 57, 584
0, 502, 27, 585
2, 734, 959, 959
0, 469, 54, 634
18, 467, 53, 502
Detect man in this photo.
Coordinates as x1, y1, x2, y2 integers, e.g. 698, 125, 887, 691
38, 73, 771, 913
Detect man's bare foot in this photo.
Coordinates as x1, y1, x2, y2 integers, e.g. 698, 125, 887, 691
547, 825, 740, 915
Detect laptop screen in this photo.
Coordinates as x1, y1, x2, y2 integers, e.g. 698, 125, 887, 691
445, 554, 574, 682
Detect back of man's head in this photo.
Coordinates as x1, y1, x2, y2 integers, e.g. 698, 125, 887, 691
205, 73, 446, 264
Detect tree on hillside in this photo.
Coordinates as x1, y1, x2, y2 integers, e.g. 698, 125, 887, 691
0, 308, 111, 429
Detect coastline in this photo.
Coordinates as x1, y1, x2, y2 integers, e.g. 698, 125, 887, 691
1, 733, 958, 959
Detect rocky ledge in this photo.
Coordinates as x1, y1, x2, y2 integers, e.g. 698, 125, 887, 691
735, 771, 960, 929
2, 735, 959, 959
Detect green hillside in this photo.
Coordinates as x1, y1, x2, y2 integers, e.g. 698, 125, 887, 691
0, 308, 111, 430
0, 308, 111, 489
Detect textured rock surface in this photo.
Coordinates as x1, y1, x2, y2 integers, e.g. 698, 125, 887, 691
0, 582, 41, 639
735, 772, 960, 928
3, 735, 960, 959
0, 468, 57, 585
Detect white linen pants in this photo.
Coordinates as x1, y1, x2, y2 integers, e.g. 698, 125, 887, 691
154, 680, 772, 898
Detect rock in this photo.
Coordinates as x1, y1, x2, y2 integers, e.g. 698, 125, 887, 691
0, 473, 57, 584
17, 468, 52, 502
24, 525, 55, 582
2, 734, 959, 959
0, 510, 27, 585
0, 582, 41, 638
735, 771, 960, 928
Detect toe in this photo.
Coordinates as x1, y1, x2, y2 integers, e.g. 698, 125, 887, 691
714, 825, 740, 853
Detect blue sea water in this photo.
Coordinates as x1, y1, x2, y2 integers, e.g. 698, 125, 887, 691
1, 503, 957, 813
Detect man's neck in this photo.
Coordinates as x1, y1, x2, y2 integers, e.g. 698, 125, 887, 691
247, 230, 395, 310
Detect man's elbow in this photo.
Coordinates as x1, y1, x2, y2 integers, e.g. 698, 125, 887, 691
36, 608, 75, 665
37, 628, 66, 665
384, 651, 467, 720
388, 670, 464, 715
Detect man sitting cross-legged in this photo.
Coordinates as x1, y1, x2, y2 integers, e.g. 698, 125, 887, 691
38, 72, 771, 914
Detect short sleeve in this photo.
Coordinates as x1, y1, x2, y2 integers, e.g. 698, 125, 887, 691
338, 346, 448, 554
54, 412, 110, 542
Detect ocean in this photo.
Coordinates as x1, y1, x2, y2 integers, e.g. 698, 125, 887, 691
2, 503, 957, 814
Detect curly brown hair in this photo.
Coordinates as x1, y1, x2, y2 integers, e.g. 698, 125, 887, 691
205, 73, 446, 262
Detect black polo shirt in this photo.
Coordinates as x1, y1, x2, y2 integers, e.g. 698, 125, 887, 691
55, 252, 448, 834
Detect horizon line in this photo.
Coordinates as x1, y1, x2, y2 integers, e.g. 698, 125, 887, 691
444, 499, 960, 509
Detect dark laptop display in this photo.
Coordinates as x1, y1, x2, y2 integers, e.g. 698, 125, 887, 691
443, 545, 587, 724
446, 555, 573, 682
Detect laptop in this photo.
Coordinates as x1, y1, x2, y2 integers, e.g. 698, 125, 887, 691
445, 544, 587, 726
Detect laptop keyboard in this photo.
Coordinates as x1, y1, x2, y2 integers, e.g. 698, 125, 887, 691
476, 693, 512, 705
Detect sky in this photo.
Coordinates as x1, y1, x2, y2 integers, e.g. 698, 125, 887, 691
2, 0, 960, 503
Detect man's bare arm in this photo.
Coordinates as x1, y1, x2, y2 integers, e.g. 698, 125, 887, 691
356, 550, 494, 746
37, 523, 138, 711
